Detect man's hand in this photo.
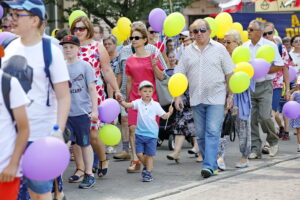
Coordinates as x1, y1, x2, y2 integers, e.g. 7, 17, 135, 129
0, 164, 18, 182
175, 97, 184, 111
226, 95, 233, 110
89, 111, 99, 121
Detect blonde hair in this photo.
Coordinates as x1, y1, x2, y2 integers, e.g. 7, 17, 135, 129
225, 30, 242, 46
70, 16, 94, 39
265, 22, 275, 30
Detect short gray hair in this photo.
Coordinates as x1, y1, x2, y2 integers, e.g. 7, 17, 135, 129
190, 19, 211, 31
103, 35, 117, 44
250, 20, 265, 31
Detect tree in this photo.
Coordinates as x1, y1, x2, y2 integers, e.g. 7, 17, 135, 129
63, 0, 197, 28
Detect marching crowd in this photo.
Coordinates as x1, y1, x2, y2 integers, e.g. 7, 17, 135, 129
0, 0, 300, 200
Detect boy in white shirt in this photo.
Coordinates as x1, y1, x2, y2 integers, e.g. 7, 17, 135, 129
120, 80, 173, 182
0, 69, 30, 200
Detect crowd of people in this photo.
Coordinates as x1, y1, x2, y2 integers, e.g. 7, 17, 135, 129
1, 0, 300, 200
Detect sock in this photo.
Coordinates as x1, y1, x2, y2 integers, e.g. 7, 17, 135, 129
122, 141, 129, 152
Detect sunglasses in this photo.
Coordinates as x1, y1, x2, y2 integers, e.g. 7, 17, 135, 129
129, 36, 143, 41
223, 40, 232, 45
193, 28, 207, 34
263, 31, 273, 37
293, 39, 300, 43
72, 26, 87, 32
179, 37, 186, 41
247, 28, 260, 32
149, 31, 158, 34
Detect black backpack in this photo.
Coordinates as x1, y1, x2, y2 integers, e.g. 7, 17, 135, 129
1, 37, 53, 122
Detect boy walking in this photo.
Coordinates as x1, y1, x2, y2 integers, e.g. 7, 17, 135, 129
60, 35, 98, 189
120, 80, 173, 182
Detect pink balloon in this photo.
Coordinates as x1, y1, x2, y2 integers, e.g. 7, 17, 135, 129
98, 98, 120, 123
148, 8, 167, 32
250, 58, 271, 79
282, 101, 300, 119
289, 67, 297, 82
22, 137, 70, 181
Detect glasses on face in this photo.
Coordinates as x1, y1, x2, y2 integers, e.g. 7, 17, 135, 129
193, 28, 207, 34
247, 28, 260, 32
179, 37, 185, 41
8, 12, 33, 20
72, 26, 87, 33
149, 31, 158, 34
293, 39, 300, 43
129, 36, 143, 41
263, 31, 273, 37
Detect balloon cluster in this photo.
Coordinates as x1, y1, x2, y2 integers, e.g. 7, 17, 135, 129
112, 17, 132, 42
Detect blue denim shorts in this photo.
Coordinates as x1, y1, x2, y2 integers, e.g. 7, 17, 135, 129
67, 114, 91, 147
23, 177, 53, 194
272, 88, 283, 111
135, 134, 157, 156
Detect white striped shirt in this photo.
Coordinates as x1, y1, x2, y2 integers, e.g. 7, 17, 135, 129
175, 40, 235, 106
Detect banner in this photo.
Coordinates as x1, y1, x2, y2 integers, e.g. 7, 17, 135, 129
255, 0, 300, 12
231, 13, 300, 38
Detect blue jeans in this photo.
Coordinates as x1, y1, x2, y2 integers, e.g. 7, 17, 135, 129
192, 104, 224, 171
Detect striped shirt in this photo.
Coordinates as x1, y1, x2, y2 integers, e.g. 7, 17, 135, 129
175, 40, 235, 106
119, 44, 168, 97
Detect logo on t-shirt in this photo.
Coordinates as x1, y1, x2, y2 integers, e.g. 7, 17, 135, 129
70, 74, 84, 93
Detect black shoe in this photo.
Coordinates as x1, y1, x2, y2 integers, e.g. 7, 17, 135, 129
201, 168, 213, 178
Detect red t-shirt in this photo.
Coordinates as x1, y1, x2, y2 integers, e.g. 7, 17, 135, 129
153, 42, 165, 52
125, 54, 164, 101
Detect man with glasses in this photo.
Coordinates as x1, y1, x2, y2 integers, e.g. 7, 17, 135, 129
174, 19, 235, 179
175, 31, 189, 61
243, 20, 284, 159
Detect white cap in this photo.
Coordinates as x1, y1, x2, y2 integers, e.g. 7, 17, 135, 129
139, 80, 153, 90
180, 31, 189, 37
297, 76, 300, 84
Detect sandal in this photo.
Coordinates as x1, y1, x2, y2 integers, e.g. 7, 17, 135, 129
68, 169, 84, 183
97, 160, 109, 177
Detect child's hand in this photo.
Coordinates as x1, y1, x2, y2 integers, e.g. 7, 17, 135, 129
89, 111, 99, 121
0, 164, 18, 182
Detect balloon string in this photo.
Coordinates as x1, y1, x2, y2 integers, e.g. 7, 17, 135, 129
155, 37, 167, 58
164, 98, 174, 130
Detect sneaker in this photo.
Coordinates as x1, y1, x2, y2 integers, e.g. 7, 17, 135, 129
188, 148, 199, 154
262, 144, 270, 154
282, 132, 290, 140
235, 160, 249, 168
249, 152, 262, 159
201, 168, 214, 178
127, 160, 141, 173
113, 151, 131, 160
106, 146, 116, 154
142, 171, 153, 182
141, 166, 147, 178
269, 144, 279, 157
79, 174, 95, 189
217, 157, 226, 171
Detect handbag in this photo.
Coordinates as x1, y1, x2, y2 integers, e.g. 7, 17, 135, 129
221, 110, 236, 142
156, 69, 173, 106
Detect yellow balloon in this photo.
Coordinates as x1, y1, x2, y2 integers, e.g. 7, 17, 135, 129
117, 17, 131, 38
99, 124, 121, 146
168, 73, 188, 97
256, 45, 275, 63
231, 22, 243, 34
232, 46, 251, 64
234, 62, 254, 78
204, 17, 218, 38
69, 10, 87, 27
229, 72, 250, 94
164, 12, 185, 37
215, 13, 233, 39
241, 30, 249, 43
216, 24, 231, 39
112, 27, 127, 42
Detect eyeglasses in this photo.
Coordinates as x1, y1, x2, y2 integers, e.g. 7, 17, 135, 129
149, 31, 158, 34
293, 39, 300, 43
247, 28, 260, 32
129, 36, 143, 41
223, 40, 233, 45
179, 38, 185, 41
263, 31, 273, 37
193, 28, 207, 34
72, 26, 87, 32
8, 12, 33, 20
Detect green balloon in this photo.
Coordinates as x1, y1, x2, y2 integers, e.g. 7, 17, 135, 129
204, 17, 218, 38
163, 12, 185, 37
229, 72, 250, 94
99, 124, 121, 146
256, 45, 275, 63
69, 10, 87, 27
232, 46, 251, 64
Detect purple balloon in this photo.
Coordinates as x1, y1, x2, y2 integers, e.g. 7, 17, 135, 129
289, 67, 297, 82
0, 6, 3, 19
148, 8, 167, 32
282, 101, 300, 119
98, 98, 120, 123
22, 137, 70, 181
0, 32, 15, 44
250, 58, 271, 79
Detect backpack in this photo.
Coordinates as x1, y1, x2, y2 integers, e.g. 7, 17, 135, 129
1, 36, 53, 113
1, 72, 14, 122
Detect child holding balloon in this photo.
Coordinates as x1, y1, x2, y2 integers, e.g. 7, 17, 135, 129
120, 80, 173, 182
289, 77, 300, 152
60, 35, 98, 189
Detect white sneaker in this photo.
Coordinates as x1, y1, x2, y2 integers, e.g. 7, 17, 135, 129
106, 146, 116, 154
235, 160, 249, 168
249, 152, 262, 159
269, 144, 279, 157
217, 158, 226, 171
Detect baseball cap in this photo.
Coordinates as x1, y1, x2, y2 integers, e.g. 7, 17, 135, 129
180, 31, 189, 37
1, 0, 46, 20
139, 80, 153, 90
59, 35, 80, 46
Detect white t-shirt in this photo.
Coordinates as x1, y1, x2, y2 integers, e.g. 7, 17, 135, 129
290, 51, 300, 74
2, 38, 70, 141
0, 70, 29, 176
132, 98, 166, 138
